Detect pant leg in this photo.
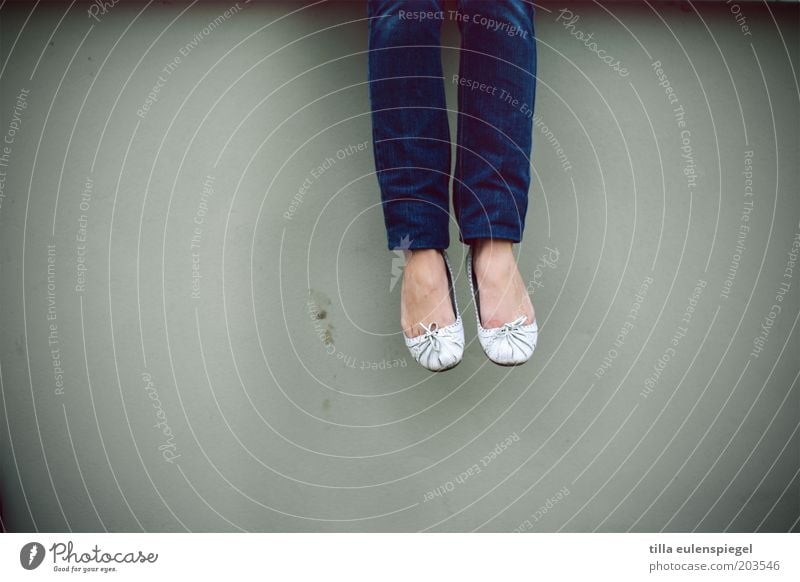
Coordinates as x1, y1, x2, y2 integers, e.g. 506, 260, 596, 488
367, 0, 451, 250
453, 0, 536, 244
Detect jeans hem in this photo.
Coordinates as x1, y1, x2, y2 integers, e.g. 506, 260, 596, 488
387, 236, 450, 251
459, 231, 522, 246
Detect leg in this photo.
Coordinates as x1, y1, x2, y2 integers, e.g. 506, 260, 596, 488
453, 0, 536, 243
367, 1, 456, 341
367, 0, 451, 250
455, 1, 538, 330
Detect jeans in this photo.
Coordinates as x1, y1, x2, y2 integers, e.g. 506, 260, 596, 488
367, 0, 537, 250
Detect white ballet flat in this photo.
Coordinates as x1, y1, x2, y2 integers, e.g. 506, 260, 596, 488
403, 250, 465, 372
466, 246, 538, 366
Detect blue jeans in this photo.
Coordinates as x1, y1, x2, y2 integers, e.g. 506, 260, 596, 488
368, 0, 537, 250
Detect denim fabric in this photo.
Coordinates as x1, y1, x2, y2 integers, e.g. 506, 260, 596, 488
368, 0, 537, 250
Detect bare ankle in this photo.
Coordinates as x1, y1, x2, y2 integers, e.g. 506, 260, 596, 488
472, 238, 513, 261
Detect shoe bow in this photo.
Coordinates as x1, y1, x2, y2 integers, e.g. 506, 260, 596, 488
499, 315, 529, 335
418, 321, 443, 354
490, 315, 535, 357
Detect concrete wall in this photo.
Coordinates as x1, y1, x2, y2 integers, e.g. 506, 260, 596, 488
0, 0, 797, 532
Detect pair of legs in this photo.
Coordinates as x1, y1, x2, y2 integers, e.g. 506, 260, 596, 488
367, 0, 537, 337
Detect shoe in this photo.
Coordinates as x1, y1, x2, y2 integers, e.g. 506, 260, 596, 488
466, 246, 538, 366
403, 250, 465, 372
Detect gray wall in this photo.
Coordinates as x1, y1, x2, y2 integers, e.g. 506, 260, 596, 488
0, 0, 798, 532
